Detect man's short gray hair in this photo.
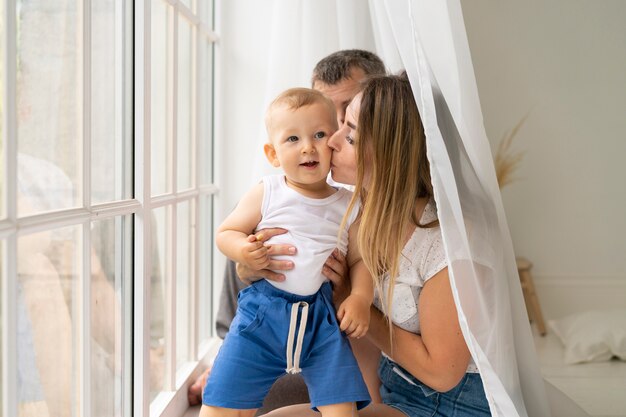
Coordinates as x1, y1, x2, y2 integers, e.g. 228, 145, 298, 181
311, 49, 386, 86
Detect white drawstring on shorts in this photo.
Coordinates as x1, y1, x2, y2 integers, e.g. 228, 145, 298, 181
286, 301, 309, 374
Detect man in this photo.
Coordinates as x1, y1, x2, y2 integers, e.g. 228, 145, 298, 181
188, 49, 386, 408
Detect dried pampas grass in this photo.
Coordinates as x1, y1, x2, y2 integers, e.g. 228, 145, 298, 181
494, 116, 527, 188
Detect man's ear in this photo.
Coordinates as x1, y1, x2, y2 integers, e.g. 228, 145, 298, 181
264, 143, 280, 168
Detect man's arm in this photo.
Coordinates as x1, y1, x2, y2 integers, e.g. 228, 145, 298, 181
215, 260, 247, 338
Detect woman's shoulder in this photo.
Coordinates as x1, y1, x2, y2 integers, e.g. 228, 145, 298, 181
403, 223, 447, 283
418, 227, 447, 282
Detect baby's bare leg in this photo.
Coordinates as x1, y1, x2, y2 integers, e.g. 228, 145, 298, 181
317, 402, 357, 417
199, 405, 257, 417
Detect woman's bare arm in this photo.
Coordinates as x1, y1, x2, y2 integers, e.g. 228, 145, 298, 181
366, 267, 470, 392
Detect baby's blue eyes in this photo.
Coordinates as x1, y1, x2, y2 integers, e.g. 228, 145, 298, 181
285, 132, 326, 142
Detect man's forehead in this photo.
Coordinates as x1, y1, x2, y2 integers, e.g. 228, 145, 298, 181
313, 67, 367, 94
314, 80, 360, 108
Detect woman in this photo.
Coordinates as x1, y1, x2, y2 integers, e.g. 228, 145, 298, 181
266, 74, 492, 416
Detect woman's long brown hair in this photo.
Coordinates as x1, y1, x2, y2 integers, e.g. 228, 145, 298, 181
342, 74, 437, 346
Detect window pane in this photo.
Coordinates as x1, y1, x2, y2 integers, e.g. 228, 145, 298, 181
1, 6, 4, 219
92, 1, 132, 203
90, 216, 132, 416
177, 18, 193, 191
199, 39, 214, 185
198, 196, 213, 346
151, 0, 170, 196
17, 1, 80, 216
0, 240, 3, 411
199, 0, 213, 27
176, 200, 192, 367
180, 0, 192, 13
17, 225, 80, 417
150, 206, 169, 399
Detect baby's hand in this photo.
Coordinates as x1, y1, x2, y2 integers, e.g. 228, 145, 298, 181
240, 234, 270, 270
337, 293, 371, 339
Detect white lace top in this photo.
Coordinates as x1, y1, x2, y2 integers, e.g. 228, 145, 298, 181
373, 199, 478, 373
373, 199, 447, 333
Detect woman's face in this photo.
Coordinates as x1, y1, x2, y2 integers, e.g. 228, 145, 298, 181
328, 93, 361, 186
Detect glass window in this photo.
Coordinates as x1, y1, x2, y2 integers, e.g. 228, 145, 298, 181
198, 196, 213, 346
180, 0, 193, 13
2, 0, 216, 414
1, 4, 4, 219
176, 200, 192, 367
177, 18, 193, 191
91, 1, 132, 203
150, 206, 169, 399
199, 38, 214, 186
17, 225, 80, 417
0, 240, 3, 411
90, 216, 132, 416
151, 0, 171, 196
16, 1, 81, 216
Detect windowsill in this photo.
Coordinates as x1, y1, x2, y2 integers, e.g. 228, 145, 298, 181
152, 337, 223, 417
182, 405, 202, 417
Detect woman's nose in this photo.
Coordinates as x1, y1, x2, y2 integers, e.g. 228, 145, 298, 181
328, 130, 341, 151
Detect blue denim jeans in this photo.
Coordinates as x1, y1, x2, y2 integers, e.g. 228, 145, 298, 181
378, 356, 491, 417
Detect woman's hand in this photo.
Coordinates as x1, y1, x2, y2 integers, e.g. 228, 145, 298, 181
236, 228, 296, 284
323, 249, 351, 306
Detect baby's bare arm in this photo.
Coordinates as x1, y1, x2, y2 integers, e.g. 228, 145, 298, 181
346, 221, 374, 303
337, 222, 374, 338
216, 183, 266, 268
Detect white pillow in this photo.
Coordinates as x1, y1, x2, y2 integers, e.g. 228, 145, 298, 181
548, 310, 626, 365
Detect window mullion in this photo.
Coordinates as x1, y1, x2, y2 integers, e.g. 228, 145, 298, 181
1, 236, 17, 417
133, 0, 152, 416
165, 204, 177, 391
3, 0, 16, 223
3, 1, 19, 412
170, 8, 178, 196
165, 6, 179, 390
80, 221, 92, 417
79, 0, 93, 414
115, 0, 125, 201
190, 16, 202, 361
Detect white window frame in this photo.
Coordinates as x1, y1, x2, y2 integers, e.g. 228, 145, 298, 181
1, 0, 221, 416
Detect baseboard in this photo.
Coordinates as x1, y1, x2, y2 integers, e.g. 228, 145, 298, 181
533, 275, 626, 321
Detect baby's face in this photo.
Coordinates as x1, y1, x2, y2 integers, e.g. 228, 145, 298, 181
265, 102, 337, 187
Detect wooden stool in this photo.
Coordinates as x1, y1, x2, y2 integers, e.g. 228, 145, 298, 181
516, 257, 547, 336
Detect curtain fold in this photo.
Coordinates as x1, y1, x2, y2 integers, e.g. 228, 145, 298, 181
375, 1, 571, 416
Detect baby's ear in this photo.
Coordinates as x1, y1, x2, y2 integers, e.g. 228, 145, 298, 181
264, 143, 280, 167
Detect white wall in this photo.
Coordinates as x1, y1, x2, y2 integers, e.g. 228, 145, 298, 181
461, 0, 626, 318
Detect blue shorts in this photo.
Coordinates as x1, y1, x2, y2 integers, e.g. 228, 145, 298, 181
378, 356, 491, 417
203, 280, 371, 410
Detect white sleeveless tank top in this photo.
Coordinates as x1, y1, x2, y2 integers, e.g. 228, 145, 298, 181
256, 175, 356, 296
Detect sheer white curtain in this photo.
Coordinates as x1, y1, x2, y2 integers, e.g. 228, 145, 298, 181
249, 1, 589, 416
374, 1, 587, 416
